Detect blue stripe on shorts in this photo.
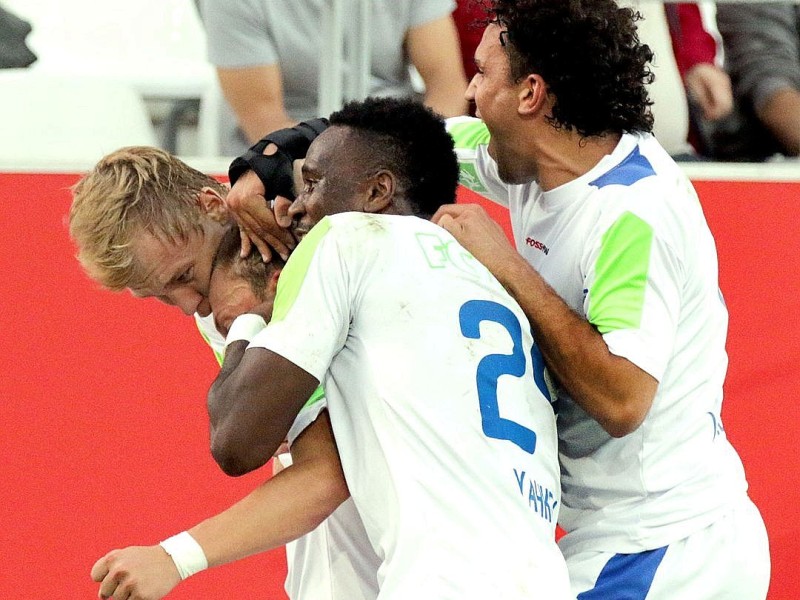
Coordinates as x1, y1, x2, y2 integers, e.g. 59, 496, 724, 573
577, 545, 668, 600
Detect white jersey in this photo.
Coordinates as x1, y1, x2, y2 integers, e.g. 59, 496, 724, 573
248, 213, 571, 599
449, 117, 751, 555
194, 314, 381, 600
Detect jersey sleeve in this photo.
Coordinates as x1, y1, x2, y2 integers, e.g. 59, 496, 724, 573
409, 0, 457, 28
194, 304, 328, 443
201, 0, 278, 68
248, 216, 352, 383
446, 116, 511, 207
287, 386, 328, 446
582, 208, 684, 381
194, 312, 226, 366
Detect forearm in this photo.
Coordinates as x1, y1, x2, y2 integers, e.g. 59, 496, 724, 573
189, 460, 348, 567
758, 87, 800, 156
208, 344, 319, 476
497, 256, 657, 436
217, 66, 298, 143
424, 84, 469, 119
408, 15, 468, 118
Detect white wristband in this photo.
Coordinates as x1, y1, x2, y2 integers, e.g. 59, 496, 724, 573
225, 313, 267, 347
159, 531, 208, 580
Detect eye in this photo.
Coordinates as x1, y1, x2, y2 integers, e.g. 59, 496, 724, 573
302, 178, 317, 193
175, 267, 193, 284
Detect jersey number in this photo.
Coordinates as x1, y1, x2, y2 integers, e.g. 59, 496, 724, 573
459, 300, 538, 454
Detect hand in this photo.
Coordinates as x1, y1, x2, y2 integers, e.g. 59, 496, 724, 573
432, 203, 521, 280
684, 63, 734, 121
225, 165, 296, 261
91, 545, 181, 600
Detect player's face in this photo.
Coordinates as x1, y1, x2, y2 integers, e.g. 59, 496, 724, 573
207, 264, 266, 337
467, 24, 534, 184
288, 127, 365, 241
128, 219, 227, 317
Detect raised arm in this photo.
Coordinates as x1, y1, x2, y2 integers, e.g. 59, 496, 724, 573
225, 120, 328, 259
433, 203, 657, 437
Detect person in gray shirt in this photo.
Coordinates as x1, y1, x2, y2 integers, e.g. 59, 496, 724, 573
200, 0, 468, 155
716, 2, 800, 157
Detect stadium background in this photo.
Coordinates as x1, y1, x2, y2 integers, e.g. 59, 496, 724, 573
0, 166, 797, 598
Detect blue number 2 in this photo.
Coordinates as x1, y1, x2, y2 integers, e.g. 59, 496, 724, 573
459, 300, 537, 454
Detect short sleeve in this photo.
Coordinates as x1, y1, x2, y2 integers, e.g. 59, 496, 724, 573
408, 0, 457, 28
248, 217, 351, 382
201, 0, 278, 68
584, 211, 684, 381
287, 387, 328, 446
447, 116, 511, 207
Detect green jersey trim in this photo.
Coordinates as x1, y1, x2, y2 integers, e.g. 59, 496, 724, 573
449, 120, 491, 194
197, 322, 225, 366
272, 217, 332, 323
304, 385, 325, 409
449, 120, 491, 149
589, 211, 653, 334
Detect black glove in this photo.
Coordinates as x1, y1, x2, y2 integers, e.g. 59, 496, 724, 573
228, 118, 330, 200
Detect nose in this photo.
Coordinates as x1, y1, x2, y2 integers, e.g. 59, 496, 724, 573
287, 195, 305, 220
169, 287, 205, 316
465, 75, 478, 103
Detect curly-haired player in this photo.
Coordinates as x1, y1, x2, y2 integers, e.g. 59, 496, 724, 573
434, 0, 771, 598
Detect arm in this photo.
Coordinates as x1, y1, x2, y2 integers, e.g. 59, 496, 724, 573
757, 87, 800, 156
433, 204, 657, 437
225, 121, 327, 259
406, 14, 469, 118
208, 341, 319, 476
91, 411, 349, 600
717, 3, 800, 155
666, 4, 732, 121
216, 64, 297, 145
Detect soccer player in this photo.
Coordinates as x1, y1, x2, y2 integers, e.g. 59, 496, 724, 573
221, 3, 771, 598
204, 98, 571, 598
434, 1, 770, 598
70, 147, 380, 600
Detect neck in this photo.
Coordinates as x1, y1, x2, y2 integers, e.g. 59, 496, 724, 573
528, 126, 621, 191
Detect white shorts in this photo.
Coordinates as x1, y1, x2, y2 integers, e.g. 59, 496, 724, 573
564, 497, 770, 599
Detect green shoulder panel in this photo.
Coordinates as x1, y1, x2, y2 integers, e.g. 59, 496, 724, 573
448, 120, 491, 150
448, 120, 491, 194
272, 216, 332, 323
588, 211, 654, 334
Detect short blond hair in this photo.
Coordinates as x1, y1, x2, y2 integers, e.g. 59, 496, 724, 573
69, 146, 227, 291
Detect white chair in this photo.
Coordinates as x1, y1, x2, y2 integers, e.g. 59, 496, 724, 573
3, 0, 219, 156
0, 70, 158, 168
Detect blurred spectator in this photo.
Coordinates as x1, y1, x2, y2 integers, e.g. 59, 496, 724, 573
455, 1, 732, 158
716, 2, 800, 158
665, 2, 734, 158
0, 2, 36, 68
453, 0, 486, 116
200, 0, 468, 155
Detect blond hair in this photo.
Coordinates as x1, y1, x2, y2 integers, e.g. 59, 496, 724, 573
69, 146, 227, 291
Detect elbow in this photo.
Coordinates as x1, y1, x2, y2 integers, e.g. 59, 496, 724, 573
598, 396, 652, 438
210, 433, 271, 477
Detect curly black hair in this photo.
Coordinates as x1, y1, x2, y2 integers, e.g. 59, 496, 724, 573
485, 0, 655, 136
329, 97, 459, 219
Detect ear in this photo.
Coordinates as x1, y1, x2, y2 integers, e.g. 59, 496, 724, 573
518, 74, 549, 118
198, 187, 229, 223
267, 268, 282, 295
361, 170, 395, 214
